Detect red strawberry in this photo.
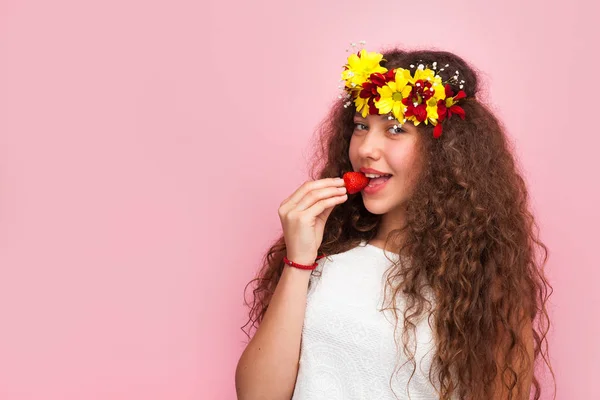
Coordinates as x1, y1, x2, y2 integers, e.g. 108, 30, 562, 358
343, 171, 370, 194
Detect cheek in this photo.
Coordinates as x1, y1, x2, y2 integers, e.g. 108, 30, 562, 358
388, 144, 419, 172
400, 153, 423, 189
348, 136, 359, 166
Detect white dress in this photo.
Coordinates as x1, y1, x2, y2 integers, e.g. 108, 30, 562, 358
292, 240, 443, 400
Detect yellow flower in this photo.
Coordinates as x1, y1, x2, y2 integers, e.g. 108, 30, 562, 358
411, 69, 446, 125
425, 97, 440, 124
354, 96, 370, 118
431, 76, 446, 100
426, 76, 446, 124
374, 68, 412, 120
341, 49, 388, 89
413, 66, 436, 83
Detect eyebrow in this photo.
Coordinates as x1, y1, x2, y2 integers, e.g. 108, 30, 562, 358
354, 113, 398, 121
353, 114, 415, 130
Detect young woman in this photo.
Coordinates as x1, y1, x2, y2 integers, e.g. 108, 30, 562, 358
235, 46, 554, 400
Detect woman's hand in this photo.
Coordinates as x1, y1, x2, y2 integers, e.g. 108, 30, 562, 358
278, 178, 348, 265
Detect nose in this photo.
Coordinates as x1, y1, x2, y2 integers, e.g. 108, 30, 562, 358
357, 127, 384, 160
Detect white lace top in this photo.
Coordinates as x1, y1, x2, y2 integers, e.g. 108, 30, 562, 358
292, 240, 443, 400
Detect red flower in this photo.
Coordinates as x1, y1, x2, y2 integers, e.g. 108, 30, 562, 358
405, 102, 427, 123
369, 70, 395, 87
432, 85, 467, 138
414, 103, 427, 122
359, 70, 395, 103
415, 80, 434, 101
359, 83, 377, 99
454, 90, 467, 101
444, 84, 466, 102
448, 105, 466, 120
437, 99, 448, 121
368, 97, 378, 115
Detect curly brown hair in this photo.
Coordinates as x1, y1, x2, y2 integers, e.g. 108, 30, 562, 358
241, 48, 555, 400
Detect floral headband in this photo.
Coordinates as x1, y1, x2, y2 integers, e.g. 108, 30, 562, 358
339, 44, 467, 138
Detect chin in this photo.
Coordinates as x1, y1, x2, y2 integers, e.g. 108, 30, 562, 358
361, 191, 409, 215
361, 198, 393, 215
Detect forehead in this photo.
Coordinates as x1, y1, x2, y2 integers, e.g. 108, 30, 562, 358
354, 112, 392, 120
353, 112, 417, 128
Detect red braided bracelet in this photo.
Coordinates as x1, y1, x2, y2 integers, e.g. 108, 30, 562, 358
283, 254, 326, 270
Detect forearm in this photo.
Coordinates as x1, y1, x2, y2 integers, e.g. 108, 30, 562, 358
235, 265, 312, 400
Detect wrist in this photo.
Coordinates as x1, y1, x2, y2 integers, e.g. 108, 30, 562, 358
283, 253, 326, 270
285, 254, 316, 266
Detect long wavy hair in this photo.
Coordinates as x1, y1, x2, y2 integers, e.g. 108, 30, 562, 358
241, 48, 555, 400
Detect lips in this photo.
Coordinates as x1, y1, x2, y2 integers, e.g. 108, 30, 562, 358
363, 174, 392, 194
367, 175, 392, 186
360, 167, 393, 176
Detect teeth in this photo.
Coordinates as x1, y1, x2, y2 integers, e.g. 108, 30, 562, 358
364, 173, 390, 178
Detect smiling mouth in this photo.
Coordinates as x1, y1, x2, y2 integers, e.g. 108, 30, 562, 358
363, 173, 393, 179
366, 175, 392, 187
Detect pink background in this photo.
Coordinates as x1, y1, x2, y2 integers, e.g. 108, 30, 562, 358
1, 0, 598, 399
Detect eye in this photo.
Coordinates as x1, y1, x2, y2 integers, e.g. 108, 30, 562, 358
352, 121, 407, 136
389, 124, 406, 135
353, 122, 368, 131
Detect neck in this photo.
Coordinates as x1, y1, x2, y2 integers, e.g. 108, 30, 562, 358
371, 207, 408, 248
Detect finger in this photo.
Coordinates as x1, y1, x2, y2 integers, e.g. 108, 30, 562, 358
295, 185, 347, 212
302, 193, 348, 220
280, 177, 345, 211
318, 199, 338, 222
